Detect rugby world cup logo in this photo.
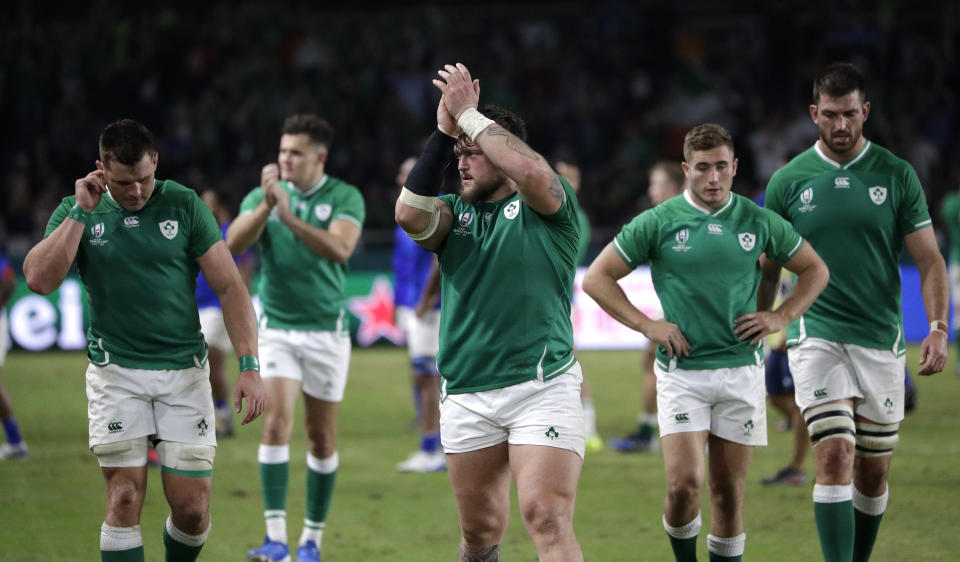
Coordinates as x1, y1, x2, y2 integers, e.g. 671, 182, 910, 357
91, 223, 105, 238
672, 228, 691, 252
798, 187, 816, 213
458, 212, 474, 227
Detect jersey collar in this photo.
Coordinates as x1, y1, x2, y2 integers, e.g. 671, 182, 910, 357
683, 189, 733, 216
297, 174, 328, 198
814, 139, 871, 169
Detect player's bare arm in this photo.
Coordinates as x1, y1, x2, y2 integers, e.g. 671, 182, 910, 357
583, 242, 690, 358
434, 62, 561, 215
735, 242, 828, 344
905, 227, 950, 375
279, 204, 363, 263
414, 256, 441, 317
395, 197, 454, 252
197, 240, 265, 423
226, 163, 279, 254
24, 170, 107, 295
0, 271, 15, 308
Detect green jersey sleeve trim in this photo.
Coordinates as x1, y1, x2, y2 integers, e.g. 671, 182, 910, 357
612, 237, 637, 268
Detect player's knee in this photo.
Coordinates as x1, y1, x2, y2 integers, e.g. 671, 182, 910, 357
520, 498, 566, 538
93, 438, 148, 467
804, 402, 856, 448
156, 441, 215, 477
666, 478, 701, 509
855, 421, 899, 458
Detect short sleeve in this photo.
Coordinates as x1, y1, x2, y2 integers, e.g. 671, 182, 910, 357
333, 187, 366, 228
762, 209, 804, 265
44, 198, 74, 238
612, 210, 660, 269
538, 175, 578, 226
239, 188, 266, 216
897, 164, 932, 234
187, 191, 223, 259
763, 171, 788, 218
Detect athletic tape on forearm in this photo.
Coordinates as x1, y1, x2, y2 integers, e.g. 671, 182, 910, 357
457, 107, 495, 142
238, 354, 259, 373
404, 130, 455, 196
67, 204, 90, 224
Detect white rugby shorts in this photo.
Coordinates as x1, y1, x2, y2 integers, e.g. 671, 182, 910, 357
396, 306, 440, 358
655, 362, 767, 446
440, 364, 585, 459
86, 362, 216, 449
788, 337, 905, 423
199, 306, 232, 353
259, 327, 351, 402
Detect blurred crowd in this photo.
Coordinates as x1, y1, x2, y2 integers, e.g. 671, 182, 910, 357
2, 1, 958, 260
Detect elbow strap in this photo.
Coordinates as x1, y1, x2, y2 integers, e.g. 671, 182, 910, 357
399, 188, 441, 241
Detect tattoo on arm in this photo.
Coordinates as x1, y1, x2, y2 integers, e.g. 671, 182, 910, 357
547, 174, 565, 202
458, 544, 501, 562
483, 125, 543, 163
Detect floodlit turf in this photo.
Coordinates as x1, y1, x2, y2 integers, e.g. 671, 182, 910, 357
1, 347, 958, 560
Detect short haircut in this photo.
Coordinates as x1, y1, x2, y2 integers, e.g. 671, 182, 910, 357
650, 160, 685, 189
813, 62, 866, 105
98, 119, 157, 167
682, 123, 734, 162
281, 114, 334, 149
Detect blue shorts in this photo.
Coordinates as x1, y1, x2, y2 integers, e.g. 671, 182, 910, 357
765, 349, 795, 395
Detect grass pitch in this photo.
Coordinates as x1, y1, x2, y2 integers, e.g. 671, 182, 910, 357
1, 347, 958, 560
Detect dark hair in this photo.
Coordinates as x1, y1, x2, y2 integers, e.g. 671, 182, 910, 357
650, 160, 685, 189
479, 104, 527, 141
682, 123, 734, 161
98, 119, 157, 166
813, 62, 866, 105
281, 114, 334, 148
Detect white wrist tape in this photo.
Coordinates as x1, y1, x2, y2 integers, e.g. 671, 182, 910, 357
399, 187, 441, 241
457, 107, 495, 142
930, 320, 948, 335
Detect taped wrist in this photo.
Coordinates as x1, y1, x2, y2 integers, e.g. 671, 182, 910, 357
404, 130, 455, 196
458, 107, 496, 142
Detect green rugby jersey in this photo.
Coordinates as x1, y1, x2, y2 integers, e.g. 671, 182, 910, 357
436, 177, 580, 393
239, 175, 365, 331
614, 191, 803, 371
939, 191, 960, 264
44, 180, 221, 370
574, 205, 591, 266
765, 141, 931, 353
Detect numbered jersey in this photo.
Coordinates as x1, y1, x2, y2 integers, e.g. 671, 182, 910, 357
240, 176, 365, 331
614, 191, 803, 371
765, 141, 931, 353
45, 180, 222, 369
436, 177, 580, 394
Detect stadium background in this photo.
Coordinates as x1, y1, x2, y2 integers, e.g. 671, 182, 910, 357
2, 1, 958, 348
2, 2, 960, 560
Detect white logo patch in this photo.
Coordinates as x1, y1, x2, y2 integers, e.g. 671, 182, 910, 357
458, 212, 474, 227
672, 228, 692, 252
834, 176, 850, 188
738, 232, 756, 251
314, 204, 332, 221
869, 186, 887, 205
159, 220, 179, 240
798, 187, 817, 213
708, 223, 723, 235
503, 201, 520, 220
89, 223, 108, 246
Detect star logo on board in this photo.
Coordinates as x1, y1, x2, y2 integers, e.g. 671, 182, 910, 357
348, 275, 406, 346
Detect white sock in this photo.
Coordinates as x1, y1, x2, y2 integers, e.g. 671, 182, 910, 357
582, 398, 598, 438
100, 522, 142, 551
663, 512, 701, 539
853, 485, 889, 516
165, 515, 211, 547
299, 521, 325, 548
707, 533, 746, 557
258, 444, 290, 464
813, 483, 853, 503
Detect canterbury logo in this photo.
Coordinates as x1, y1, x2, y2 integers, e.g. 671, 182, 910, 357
708, 223, 723, 234
814, 388, 828, 399
107, 421, 123, 433
675, 413, 690, 423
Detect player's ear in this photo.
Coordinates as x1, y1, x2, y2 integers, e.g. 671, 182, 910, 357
95, 160, 104, 172
862, 101, 870, 123
808, 104, 818, 123
731, 157, 738, 177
